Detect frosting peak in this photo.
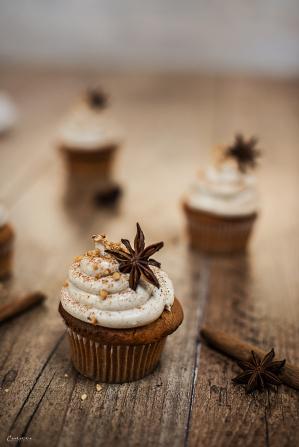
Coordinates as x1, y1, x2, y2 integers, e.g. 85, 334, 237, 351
60, 235, 174, 329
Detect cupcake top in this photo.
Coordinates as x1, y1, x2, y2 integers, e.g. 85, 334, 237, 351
60, 224, 174, 329
0, 205, 8, 228
57, 88, 121, 150
185, 135, 261, 217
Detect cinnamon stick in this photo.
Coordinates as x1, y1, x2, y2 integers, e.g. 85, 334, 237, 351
201, 327, 299, 391
0, 292, 47, 323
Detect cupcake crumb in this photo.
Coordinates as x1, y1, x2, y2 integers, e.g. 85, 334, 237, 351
96, 384, 102, 392
100, 290, 108, 299
81, 394, 87, 401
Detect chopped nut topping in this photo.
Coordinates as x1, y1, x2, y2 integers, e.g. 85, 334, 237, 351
93, 264, 98, 271
63, 281, 69, 288
95, 274, 100, 280
90, 315, 97, 325
104, 269, 110, 275
81, 394, 87, 401
100, 289, 108, 299
96, 384, 102, 392
113, 272, 121, 280
87, 250, 95, 257
74, 255, 83, 262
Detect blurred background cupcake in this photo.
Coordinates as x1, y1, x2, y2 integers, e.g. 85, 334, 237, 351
0, 205, 14, 279
183, 135, 261, 254
57, 88, 122, 205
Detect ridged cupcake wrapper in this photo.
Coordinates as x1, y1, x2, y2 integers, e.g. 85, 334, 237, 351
67, 327, 166, 383
0, 249, 13, 279
186, 215, 255, 254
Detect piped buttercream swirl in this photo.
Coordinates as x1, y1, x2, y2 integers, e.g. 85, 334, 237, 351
60, 235, 174, 329
58, 106, 120, 150
186, 160, 258, 216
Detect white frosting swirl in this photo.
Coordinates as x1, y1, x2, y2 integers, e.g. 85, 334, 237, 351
58, 107, 120, 150
186, 161, 258, 216
0, 205, 8, 228
60, 236, 174, 329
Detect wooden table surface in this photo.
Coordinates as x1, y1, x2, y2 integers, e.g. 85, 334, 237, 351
0, 68, 298, 447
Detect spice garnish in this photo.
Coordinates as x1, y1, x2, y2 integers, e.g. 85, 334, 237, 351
86, 88, 108, 109
105, 223, 163, 291
226, 134, 260, 172
232, 348, 285, 393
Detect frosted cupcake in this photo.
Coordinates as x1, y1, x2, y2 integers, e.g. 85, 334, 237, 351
0, 205, 14, 279
58, 89, 121, 200
183, 135, 261, 254
59, 224, 183, 383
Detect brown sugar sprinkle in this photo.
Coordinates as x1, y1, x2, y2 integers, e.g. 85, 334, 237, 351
63, 281, 69, 288
99, 289, 108, 299
113, 272, 121, 280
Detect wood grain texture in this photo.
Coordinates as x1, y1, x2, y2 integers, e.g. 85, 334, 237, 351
0, 68, 298, 446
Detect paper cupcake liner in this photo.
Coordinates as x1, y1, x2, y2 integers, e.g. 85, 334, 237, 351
184, 204, 257, 254
60, 145, 117, 177
67, 327, 166, 383
0, 250, 13, 279
0, 226, 14, 279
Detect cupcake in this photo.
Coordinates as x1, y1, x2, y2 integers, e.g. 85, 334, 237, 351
0, 205, 14, 279
59, 224, 183, 383
58, 89, 122, 200
183, 135, 260, 254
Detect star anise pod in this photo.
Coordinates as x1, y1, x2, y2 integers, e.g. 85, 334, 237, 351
105, 223, 164, 291
86, 88, 108, 109
226, 134, 260, 172
232, 348, 285, 393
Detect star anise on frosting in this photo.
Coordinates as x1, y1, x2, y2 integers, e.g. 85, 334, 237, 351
105, 223, 164, 291
232, 349, 285, 393
226, 134, 261, 172
86, 88, 108, 109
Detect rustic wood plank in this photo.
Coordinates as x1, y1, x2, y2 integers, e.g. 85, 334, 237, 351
0, 71, 215, 446
188, 77, 299, 446
0, 70, 298, 446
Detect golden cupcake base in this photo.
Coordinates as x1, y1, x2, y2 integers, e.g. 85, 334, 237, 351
59, 298, 183, 383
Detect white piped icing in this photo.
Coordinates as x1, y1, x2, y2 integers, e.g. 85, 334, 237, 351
0, 205, 8, 228
186, 160, 258, 216
58, 106, 120, 150
60, 235, 174, 329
